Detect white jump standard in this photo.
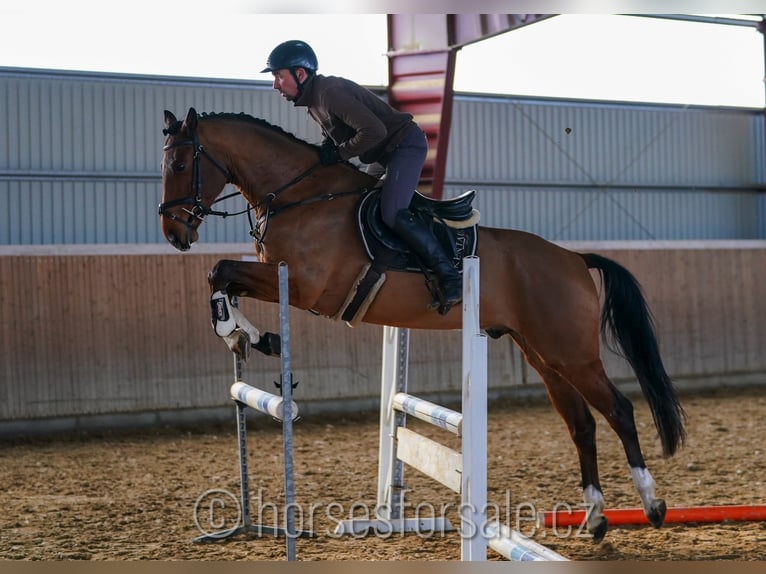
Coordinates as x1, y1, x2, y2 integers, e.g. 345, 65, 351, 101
335, 256, 567, 561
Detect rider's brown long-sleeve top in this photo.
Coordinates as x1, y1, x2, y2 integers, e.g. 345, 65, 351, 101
294, 74, 415, 165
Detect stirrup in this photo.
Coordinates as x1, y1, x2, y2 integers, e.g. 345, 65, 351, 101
437, 295, 462, 315
441, 279, 463, 301
428, 283, 461, 315
438, 302, 458, 315
419, 269, 441, 310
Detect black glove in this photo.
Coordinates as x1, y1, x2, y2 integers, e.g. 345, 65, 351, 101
319, 140, 342, 166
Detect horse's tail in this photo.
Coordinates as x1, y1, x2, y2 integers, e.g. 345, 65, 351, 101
581, 252, 686, 457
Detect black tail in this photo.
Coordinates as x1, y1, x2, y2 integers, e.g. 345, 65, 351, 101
582, 252, 686, 457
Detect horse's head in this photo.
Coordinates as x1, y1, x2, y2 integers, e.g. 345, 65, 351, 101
159, 108, 232, 251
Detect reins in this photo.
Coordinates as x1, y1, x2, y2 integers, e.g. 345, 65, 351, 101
252, 186, 371, 246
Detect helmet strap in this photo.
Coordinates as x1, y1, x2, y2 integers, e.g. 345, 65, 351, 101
290, 67, 312, 99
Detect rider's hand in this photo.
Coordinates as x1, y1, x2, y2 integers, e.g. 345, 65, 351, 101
319, 140, 342, 166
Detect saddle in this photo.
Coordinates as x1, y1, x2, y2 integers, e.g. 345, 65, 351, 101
357, 188, 480, 272
334, 188, 480, 324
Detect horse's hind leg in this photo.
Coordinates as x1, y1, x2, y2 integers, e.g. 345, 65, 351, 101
558, 360, 668, 530
531, 361, 609, 542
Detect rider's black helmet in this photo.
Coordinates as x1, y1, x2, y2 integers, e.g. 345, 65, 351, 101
261, 40, 318, 74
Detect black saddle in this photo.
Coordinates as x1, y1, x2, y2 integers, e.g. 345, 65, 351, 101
356, 189, 479, 273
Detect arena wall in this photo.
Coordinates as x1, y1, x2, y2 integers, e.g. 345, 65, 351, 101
1, 67, 764, 432
1, 242, 764, 432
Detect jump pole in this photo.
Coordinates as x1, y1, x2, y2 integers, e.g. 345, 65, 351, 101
194, 262, 312, 560
539, 504, 766, 528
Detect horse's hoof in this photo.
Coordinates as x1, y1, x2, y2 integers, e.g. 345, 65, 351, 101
226, 328, 251, 362
590, 516, 609, 544
647, 499, 667, 528
252, 332, 281, 357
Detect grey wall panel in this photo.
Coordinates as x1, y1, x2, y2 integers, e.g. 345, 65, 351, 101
0, 180, 259, 244
446, 96, 765, 189
1, 180, 158, 243
1, 69, 321, 176
761, 193, 766, 237
1, 68, 324, 245
444, 95, 765, 240
448, 184, 764, 241
1, 68, 764, 245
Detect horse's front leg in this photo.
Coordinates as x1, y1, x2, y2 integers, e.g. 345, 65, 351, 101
207, 259, 282, 360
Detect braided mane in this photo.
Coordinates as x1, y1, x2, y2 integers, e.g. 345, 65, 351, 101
198, 111, 319, 149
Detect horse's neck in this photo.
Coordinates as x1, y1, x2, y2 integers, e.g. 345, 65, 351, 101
202, 120, 375, 206
202, 128, 297, 199
232, 131, 374, 202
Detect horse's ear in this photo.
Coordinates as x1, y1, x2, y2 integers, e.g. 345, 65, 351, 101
163, 110, 177, 130
185, 107, 198, 131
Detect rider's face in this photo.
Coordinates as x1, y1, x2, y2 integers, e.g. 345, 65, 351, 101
272, 68, 307, 102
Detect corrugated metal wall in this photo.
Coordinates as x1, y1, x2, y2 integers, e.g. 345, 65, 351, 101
1, 67, 764, 245
0, 68, 321, 245
444, 96, 766, 240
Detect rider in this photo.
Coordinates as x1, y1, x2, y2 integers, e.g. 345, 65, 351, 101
261, 39, 462, 309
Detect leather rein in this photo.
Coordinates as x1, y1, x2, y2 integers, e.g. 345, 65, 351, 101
158, 125, 367, 244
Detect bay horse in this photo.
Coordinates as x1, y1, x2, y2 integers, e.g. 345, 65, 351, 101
159, 107, 685, 543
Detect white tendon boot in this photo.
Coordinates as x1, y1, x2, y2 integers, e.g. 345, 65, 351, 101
210, 291, 260, 361
210, 291, 236, 337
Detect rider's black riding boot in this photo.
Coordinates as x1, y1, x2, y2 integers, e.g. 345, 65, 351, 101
392, 208, 463, 307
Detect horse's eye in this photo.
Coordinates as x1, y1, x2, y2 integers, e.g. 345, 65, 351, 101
172, 161, 186, 173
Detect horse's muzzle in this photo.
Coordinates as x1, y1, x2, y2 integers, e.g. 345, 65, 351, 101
167, 231, 191, 251
162, 221, 198, 251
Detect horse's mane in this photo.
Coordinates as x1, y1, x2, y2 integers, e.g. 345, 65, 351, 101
166, 111, 369, 176
199, 111, 319, 149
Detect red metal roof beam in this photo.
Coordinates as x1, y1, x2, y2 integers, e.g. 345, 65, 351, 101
387, 14, 552, 198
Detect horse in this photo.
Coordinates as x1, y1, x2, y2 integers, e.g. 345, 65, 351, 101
159, 107, 685, 543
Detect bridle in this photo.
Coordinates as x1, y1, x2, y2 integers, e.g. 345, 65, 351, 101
158, 126, 240, 232
158, 120, 369, 243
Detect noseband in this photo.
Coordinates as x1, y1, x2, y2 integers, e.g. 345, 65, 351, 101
158, 127, 240, 230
